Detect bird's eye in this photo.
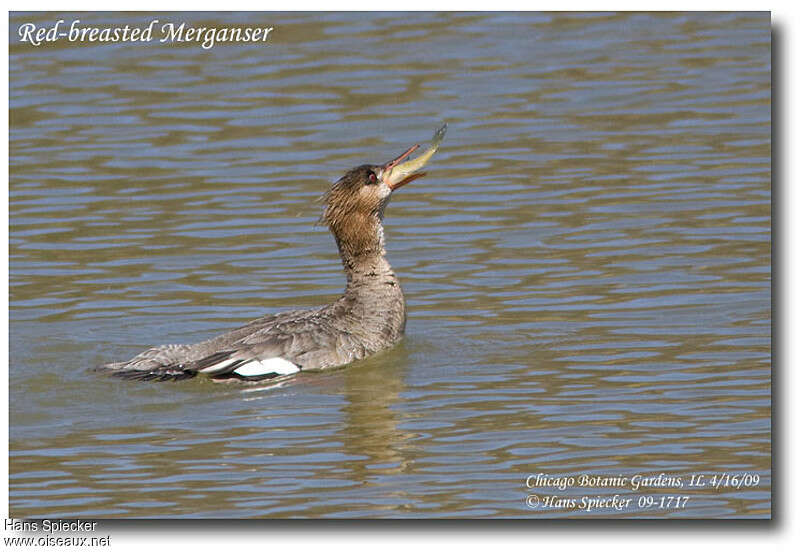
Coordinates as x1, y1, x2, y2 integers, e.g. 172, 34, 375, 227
368, 172, 377, 184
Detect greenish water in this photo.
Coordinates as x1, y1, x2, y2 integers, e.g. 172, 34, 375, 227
9, 11, 770, 518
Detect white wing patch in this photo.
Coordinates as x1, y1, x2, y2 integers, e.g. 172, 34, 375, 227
233, 357, 300, 378
198, 358, 237, 374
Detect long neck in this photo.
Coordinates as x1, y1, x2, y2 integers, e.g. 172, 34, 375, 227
329, 212, 407, 344
330, 213, 398, 289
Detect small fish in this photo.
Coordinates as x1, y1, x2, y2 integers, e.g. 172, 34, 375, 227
384, 123, 447, 190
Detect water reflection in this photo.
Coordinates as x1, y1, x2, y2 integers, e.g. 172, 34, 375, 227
343, 353, 411, 474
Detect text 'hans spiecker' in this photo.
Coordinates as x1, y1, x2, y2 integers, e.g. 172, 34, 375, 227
17, 19, 274, 50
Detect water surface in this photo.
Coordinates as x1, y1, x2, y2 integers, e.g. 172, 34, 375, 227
9, 11, 771, 518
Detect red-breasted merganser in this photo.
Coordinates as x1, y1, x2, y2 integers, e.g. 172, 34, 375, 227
100, 124, 447, 382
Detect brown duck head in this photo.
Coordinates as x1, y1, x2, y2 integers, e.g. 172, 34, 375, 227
321, 145, 424, 262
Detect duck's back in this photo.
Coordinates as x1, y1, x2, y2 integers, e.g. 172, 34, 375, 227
101, 283, 405, 382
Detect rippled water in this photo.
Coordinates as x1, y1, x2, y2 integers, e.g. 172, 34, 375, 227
9, 12, 770, 518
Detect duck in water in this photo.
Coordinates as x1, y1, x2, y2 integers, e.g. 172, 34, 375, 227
100, 124, 447, 382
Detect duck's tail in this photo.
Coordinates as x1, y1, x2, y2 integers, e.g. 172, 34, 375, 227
94, 361, 198, 382
95, 344, 200, 381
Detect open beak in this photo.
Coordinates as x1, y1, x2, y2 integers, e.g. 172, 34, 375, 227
382, 144, 426, 191
382, 123, 447, 191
